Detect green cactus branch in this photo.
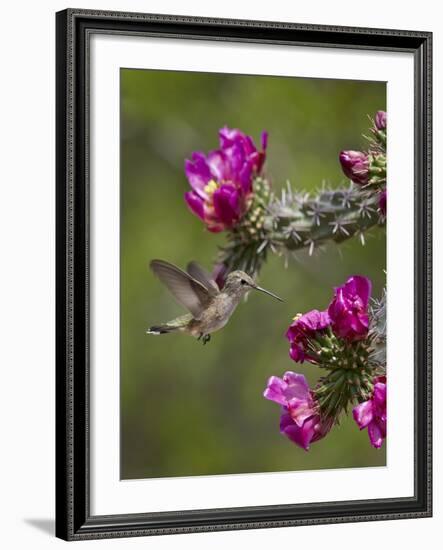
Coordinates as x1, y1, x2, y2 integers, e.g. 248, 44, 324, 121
217, 178, 385, 278
368, 289, 387, 370
267, 182, 383, 250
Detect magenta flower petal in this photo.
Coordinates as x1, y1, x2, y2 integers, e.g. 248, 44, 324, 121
352, 400, 374, 430
346, 276, 372, 308
263, 376, 291, 407
297, 416, 321, 450
207, 150, 231, 182
286, 309, 330, 341
375, 111, 387, 131
339, 150, 369, 185
378, 418, 387, 438
212, 184, 242, 227
218, 126, 245, 148
225, 141, 246, 173
218, 126, 267, 175
263, 371, 310, 406
205, 222, 225, 234
243, 135, 256, 156
280, 412, 327, 451
300, 309, 331, 332
238, 162, 253, 193
352, 377, 387, 449
288, 398, 316, 427
184, 153, 212, 196
373, 381, 386, 407
282, 371, 310, 398
328, 275, 372, 341
368, 421, 384, 448
372, 379, 387, 436
279, 411, 306, 446
279, 411, 294, 432
224, 142, 253, 192
184, 191, 205, 220
289, 342, 306, 363
286, 309, 331, 363
279, 412, 313, 451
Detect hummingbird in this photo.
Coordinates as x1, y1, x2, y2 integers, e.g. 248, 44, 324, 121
146, 259, 283, 344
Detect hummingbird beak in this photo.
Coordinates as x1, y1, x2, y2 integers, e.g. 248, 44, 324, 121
252, 284, 284, 302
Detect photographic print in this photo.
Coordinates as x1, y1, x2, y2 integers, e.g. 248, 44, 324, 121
56, 9, 432, 539
120, 69, 387, 480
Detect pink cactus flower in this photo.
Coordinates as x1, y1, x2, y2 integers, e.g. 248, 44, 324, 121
264, 371, 331, 451
184, 127, 268, 232
353, 376, 386, 448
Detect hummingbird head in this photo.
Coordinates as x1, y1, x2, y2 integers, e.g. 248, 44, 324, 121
224, 271, 283, 302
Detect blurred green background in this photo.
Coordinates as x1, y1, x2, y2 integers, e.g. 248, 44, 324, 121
120, 69, 386, 480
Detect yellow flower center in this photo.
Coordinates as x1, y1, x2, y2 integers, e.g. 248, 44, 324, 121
204, 179, 218, 197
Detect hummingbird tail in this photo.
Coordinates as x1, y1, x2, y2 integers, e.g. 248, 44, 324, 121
146, 314, 192, 335
146, 324, 179, 335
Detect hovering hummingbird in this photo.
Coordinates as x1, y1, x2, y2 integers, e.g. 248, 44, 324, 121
146, 259, 283, 344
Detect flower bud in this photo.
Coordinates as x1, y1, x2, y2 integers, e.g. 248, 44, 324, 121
339, 150, 369, 185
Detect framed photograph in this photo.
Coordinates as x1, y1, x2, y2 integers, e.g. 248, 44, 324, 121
55, 9, 432, 541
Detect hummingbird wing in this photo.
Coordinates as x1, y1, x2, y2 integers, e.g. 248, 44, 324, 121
150, 260, 212, 318
186, 261, 219, 295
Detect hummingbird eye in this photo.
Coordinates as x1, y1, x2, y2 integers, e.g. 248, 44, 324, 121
241, 279, 247, 285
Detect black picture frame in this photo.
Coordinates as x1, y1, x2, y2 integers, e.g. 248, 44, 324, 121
55, 8, 432, 541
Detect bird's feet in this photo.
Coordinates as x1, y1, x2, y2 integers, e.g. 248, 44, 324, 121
198, 333, 211, 345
